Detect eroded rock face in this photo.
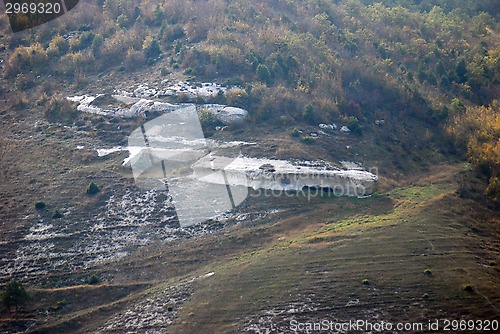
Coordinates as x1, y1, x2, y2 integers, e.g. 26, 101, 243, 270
192, 155, 378, 196
133, 84, 158, 98
67, 95, 249, 124
161, 81, 228, 98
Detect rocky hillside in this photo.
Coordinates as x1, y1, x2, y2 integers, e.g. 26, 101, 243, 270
0, 1, 498, 333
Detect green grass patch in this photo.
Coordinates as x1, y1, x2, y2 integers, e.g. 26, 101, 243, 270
387, 184, 454, 203
313, 184, 456, 236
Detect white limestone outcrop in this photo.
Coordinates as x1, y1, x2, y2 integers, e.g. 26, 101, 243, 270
192, 155, 377, 196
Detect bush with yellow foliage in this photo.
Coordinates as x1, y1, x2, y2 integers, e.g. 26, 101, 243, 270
448, 100, 500, 200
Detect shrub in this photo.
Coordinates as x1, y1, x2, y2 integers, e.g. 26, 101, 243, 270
486, 177, 500, 202
43, 95, 78, 123
423, 268, 432, 275
86, 181, 101, 195
37, 93, 49, 106
301, 136, 316, 144
192, 94, 204, 105
362, 279, 370, 285
489, 260, 497, 266
198, 108, 223, 137
52, 210, 63, 219
99, 29, 140, 67
15, 73, 35, 90
69, 32, 95, 52
124, 48, 146, 71
47, 35, 69, 58
290, 128, 301, 137
9, 93, 29, 110
59, 51, 96, 76
51, 35, 70, 55
463, 284, 474, 292
422, 293, 430, 299
225, 88, 249, 108
3, 43, 48, 78
163, 25, 185, 42
50, 298, 68, 312
35, 201, 46, 210
346, 116, 361, 134
87, 275, 100, 285
160, 67, 171, 76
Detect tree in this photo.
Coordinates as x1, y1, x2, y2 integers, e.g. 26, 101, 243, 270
2, 280, 30, 317
256, 64, 272, 85
455, 58, 468, 83
153, 5, 164, 26
302, 103, 315, 124
86, 181, 101, 195
142, 34, 162, 65
450, 98, 465, 114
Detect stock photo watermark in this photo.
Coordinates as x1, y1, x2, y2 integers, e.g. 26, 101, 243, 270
289, 318, 499, 332
3, 0, 79, 32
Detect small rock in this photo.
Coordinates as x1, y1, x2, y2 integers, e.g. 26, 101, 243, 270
340, 126, 351, 133
134, 85, 157, 98
319, 123, 337, 130
374, 119, 385, 125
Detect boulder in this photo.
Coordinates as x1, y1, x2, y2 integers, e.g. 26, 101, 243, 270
340, 126, 351, 133
216, 107, 248, 124
204, 105, 249, 125
67, 94, 109, 115
319, 123, 337, 130
128, 99, 179, 117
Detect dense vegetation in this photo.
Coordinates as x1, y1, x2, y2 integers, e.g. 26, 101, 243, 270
449, 100, 500, 200
0, 0, 498, 197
